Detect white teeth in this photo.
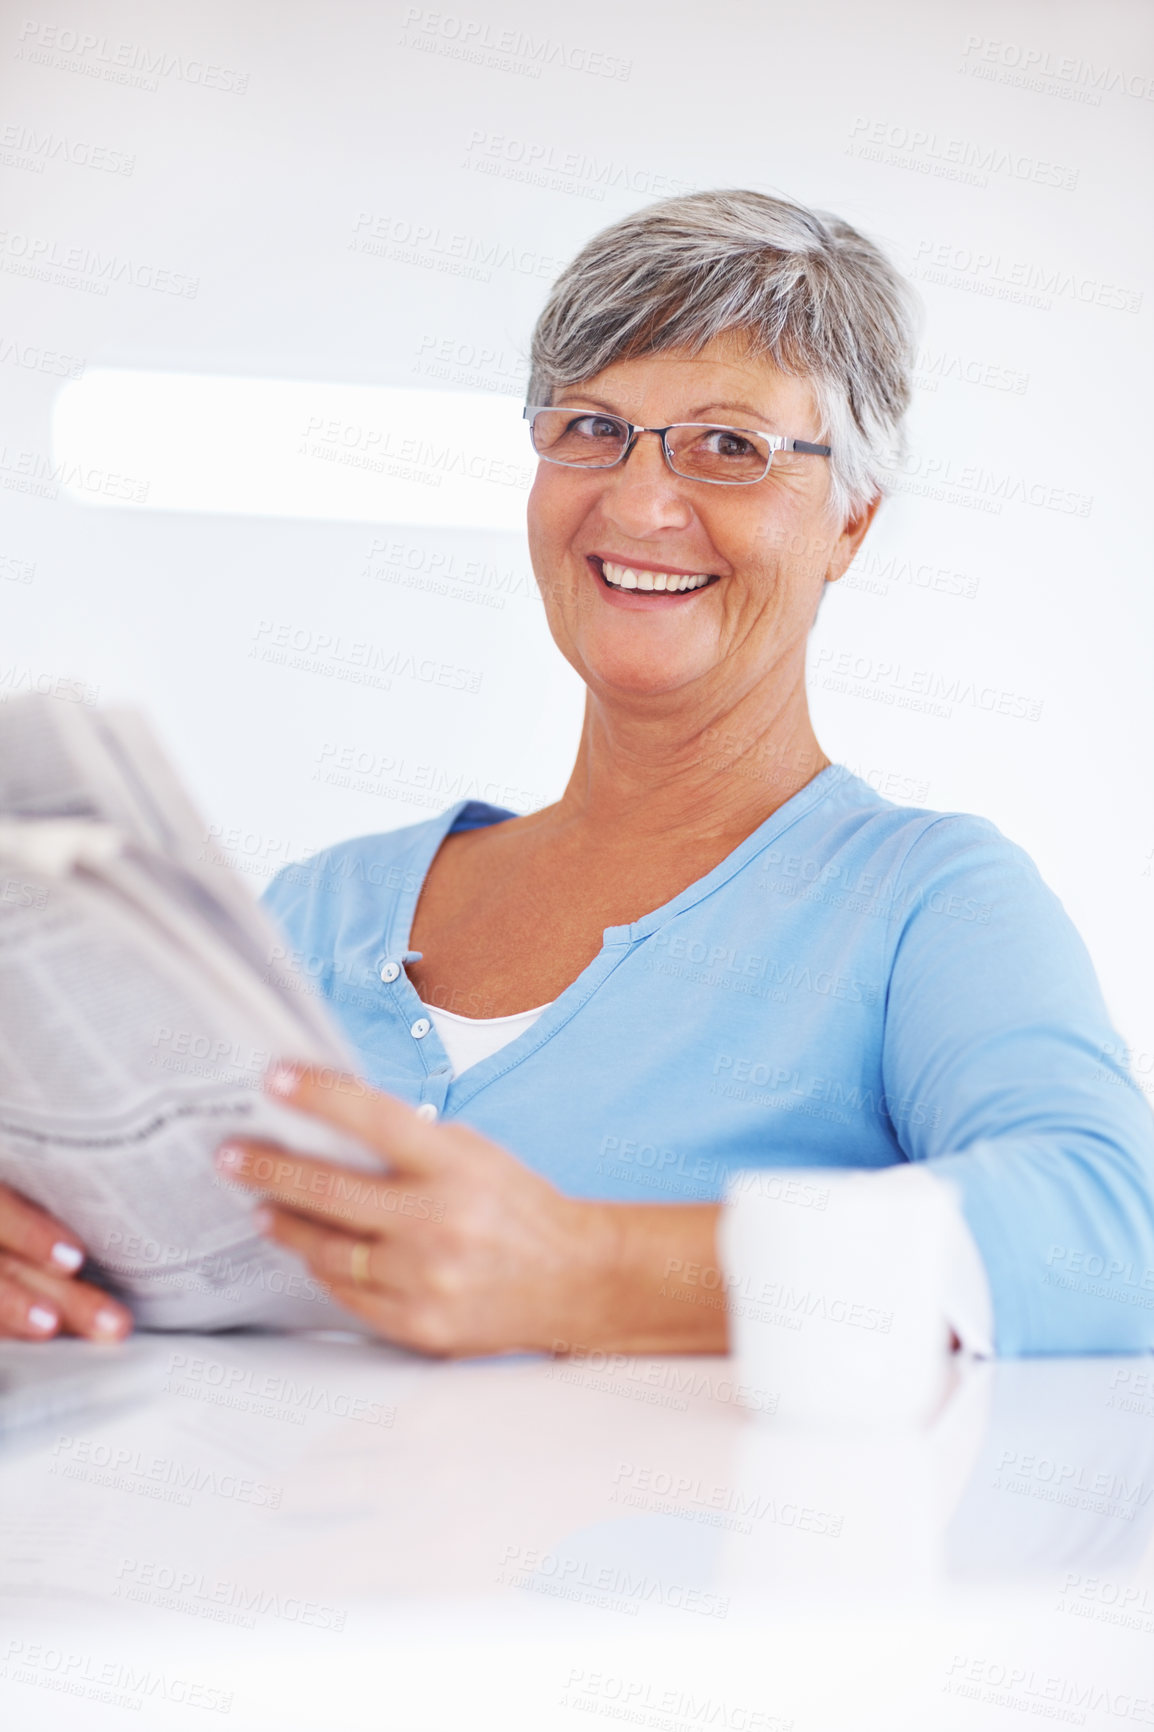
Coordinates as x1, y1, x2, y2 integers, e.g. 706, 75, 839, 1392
600, 561, 712, 594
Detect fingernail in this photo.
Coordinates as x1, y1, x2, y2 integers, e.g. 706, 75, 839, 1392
50, 1241, 84, 1273
215, 1143, 244, 1171
264, 1062, 300, 1099
93, 1307, 129, 1341
28, 1305, 58, 1334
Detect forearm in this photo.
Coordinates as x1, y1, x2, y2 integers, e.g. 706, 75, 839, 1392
556, 1201, 728, 1355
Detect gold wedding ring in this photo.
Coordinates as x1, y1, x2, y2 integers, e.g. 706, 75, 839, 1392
349, 1240, 372, 1289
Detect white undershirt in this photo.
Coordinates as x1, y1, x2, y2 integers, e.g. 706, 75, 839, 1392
425, 1000, 553, 1073
421, 998, 994, 1355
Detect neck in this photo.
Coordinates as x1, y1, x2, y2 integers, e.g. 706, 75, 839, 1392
554, 661, 829, 849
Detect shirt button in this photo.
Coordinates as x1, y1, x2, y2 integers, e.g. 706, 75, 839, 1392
379, 960, 401, 984
410, 1017, 431, 1040
415, 1102, 438, 1122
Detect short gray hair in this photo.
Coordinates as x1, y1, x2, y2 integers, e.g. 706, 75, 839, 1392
526, 188, 919, 524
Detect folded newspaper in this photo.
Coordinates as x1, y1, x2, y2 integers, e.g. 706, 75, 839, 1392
0, 694, 383, 1331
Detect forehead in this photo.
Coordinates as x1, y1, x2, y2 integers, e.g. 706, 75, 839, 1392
561, 331, 819, 430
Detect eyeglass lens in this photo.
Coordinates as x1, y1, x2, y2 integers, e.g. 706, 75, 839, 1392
529, 410, 773, 483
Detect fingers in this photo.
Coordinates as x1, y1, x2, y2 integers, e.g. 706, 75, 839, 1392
215, 1137, 441, 1236
0, 1183, 86, 1274
263, 1063, 440, 1175
255, 1204, 394, 1290
254, 1205, 468, 1356
0, 1266, 62, 1339
323, 1283, 459, 1357
0, 1254, 132, 1342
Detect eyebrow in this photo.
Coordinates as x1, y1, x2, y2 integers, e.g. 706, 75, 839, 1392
556, 393, 780, 428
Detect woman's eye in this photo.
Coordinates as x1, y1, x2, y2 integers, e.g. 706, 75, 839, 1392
572, 416, 623, 439
710, 429, 754, 457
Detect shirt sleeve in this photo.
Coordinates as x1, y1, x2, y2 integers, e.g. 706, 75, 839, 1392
880, 816, 1154, 1356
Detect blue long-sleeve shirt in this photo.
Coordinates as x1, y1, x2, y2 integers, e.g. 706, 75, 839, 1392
260, 766, 1154, 1356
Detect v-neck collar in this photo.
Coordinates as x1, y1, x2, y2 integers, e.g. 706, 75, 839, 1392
382, 767, 850, 1111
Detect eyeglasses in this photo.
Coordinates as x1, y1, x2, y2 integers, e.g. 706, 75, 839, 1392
523, 405, 830, 486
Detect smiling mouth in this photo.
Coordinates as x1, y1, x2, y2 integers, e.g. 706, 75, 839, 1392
589, 556, 721, 595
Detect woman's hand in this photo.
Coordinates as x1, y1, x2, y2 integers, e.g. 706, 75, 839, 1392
215, 1063, 726, 1359
0, 1184, 133, 1342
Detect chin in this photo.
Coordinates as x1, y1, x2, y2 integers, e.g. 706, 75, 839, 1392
581, 645, 715, 699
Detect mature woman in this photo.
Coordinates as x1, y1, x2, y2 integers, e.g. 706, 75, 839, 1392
3, 190, 1153, 1355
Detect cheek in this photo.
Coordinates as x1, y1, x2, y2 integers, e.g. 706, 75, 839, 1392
526, 469, 584, 550
743, 501, 835, 589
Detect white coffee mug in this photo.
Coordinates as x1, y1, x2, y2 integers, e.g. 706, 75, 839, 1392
719, 1164, 956, 1426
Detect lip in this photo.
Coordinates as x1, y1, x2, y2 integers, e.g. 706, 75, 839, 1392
585, 554, 721, 607
589, 551, 721, 579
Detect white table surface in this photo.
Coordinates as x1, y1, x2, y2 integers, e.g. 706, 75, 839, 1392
1, 1334, 1153, 1732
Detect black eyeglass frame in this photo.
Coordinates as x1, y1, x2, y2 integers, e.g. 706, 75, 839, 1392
523, 404, 831, 486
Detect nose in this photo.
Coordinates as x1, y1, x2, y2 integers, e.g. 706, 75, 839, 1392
599, 430, 694, 536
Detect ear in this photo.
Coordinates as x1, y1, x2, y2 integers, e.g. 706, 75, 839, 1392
824, 492, 883, 585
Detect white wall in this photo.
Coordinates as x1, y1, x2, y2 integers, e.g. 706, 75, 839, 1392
3, 0, 1152, 1083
